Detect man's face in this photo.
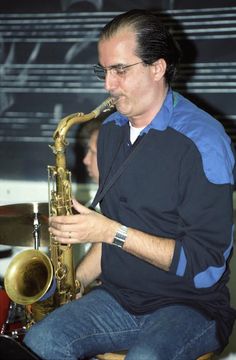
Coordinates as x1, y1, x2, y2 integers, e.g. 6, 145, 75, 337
83, 130, 99, 183
98, 29, 162, 123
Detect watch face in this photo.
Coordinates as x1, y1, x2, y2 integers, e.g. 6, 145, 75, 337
113, 226, 128, 248
113, 237, 124, 248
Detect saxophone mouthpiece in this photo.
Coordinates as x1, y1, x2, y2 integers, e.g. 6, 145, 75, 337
110, 96, 118, 105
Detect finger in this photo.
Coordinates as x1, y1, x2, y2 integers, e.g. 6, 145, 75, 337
54, 237, 71, 244
49, 229, 75, 244
49, 226, 67, 237
49, 215, 67, 225
72, 199, 91, 215
49, 214, 80, 225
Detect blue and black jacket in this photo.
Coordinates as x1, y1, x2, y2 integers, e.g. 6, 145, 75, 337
97, 89, 236, 348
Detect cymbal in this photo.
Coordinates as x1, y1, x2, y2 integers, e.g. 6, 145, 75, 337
0, 203, 49, 247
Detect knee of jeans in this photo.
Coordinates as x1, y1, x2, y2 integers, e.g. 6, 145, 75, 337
24, 324, 45, 349
24, 321, 56, 352
24, 323, 66, 360
126, 344, 160, 360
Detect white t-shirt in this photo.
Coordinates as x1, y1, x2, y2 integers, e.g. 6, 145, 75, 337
129, 122, 145, 144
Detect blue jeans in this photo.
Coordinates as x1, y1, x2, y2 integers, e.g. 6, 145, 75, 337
24, 289, 220, 360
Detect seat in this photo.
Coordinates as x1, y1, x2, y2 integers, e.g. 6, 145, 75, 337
96, 351, 214, 360
197, 353, 214, 360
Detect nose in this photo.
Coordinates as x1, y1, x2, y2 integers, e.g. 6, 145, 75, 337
104, 71, 118, 92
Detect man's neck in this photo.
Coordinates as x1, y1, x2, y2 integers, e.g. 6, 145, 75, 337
129, 85, 169, 128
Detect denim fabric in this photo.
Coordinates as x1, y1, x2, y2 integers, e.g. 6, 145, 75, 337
24, 289, 220, 360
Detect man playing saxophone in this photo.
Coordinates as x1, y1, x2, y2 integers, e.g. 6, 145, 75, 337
24, 9, 236, 360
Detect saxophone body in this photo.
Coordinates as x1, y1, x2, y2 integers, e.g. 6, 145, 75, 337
48, 96, 116, 307
4, 97, 115, 322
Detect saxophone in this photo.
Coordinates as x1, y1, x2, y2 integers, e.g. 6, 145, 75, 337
4, 97, 115, 323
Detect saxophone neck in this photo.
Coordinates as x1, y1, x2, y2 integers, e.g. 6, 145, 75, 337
50, 96, 116, 157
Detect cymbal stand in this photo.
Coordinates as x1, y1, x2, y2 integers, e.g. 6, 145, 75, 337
33, 203, 40, 250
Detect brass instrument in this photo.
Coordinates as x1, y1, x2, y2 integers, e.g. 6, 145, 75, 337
4, 97, 115, 323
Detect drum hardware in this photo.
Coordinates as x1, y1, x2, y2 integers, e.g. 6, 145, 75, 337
0, 202, 50, 339
33, 203, 41, 250
1, 301, 27, 341
0, 202, 49, 247
0, 289, 27, 342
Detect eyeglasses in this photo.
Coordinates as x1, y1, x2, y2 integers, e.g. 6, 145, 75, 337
93, 61, 143, 81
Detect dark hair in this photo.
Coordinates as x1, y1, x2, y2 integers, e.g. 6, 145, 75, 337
99, 9, 181, 84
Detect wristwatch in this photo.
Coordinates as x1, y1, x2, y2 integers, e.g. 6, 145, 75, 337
112, 225, 128, 248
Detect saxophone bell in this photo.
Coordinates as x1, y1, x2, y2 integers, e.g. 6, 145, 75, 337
4, 249, 53, 306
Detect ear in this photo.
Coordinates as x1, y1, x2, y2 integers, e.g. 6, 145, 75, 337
152, 58, 167, 81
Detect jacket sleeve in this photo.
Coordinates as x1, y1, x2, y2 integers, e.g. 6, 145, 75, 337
169, 142, 234, 289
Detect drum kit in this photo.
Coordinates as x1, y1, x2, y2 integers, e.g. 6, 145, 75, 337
0, 202, 49, 354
